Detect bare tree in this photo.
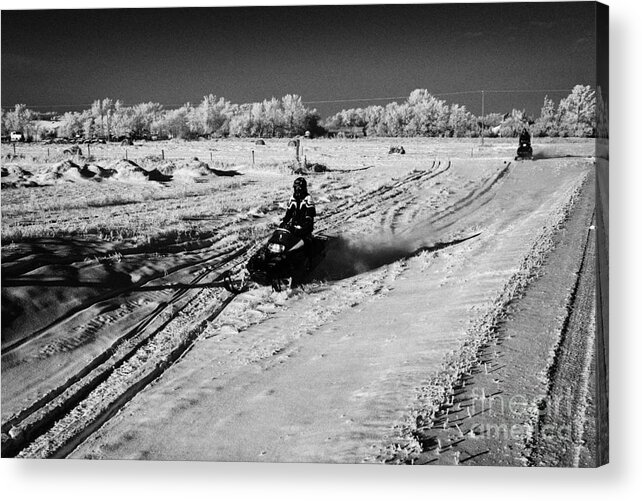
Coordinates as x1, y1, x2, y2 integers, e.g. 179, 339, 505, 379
3, 104, 34, 136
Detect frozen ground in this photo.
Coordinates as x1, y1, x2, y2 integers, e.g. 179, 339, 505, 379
1, 138, 597, 464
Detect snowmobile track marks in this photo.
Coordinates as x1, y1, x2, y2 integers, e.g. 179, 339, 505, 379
429, 162, 511, 229
317, 161, 451, 234
1, 240, 247, 355
2, 161, 460, 457
1, 246, 250, 458
376, 171, 592, 466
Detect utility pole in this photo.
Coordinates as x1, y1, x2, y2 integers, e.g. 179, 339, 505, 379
481, 90, 485, 146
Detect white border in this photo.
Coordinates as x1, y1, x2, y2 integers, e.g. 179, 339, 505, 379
2, 1, 640, 500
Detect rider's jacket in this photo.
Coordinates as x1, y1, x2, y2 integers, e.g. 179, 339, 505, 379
281, 195, 315, 236
520, 130, 531, 143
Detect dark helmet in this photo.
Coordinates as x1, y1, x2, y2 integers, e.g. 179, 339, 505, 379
293, 177, 307, 190
293, 176, 308, 199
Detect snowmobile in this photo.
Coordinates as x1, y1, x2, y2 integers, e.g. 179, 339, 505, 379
515, 130, 533, 160
223, 225, 328, 292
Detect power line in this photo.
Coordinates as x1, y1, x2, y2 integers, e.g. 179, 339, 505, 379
432, 90, 483, 97
481, 88, 573, 94
3, 88, 575, 111
304, 88, 574, 105
303, 96, 408, 104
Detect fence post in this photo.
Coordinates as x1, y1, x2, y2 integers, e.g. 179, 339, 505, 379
210, 151, 213, 162
47, 148, 50, 160
13, 143, 16, 155
162, 149, 164, 160
125, 149, 128, 160
87, 144, 91, 157
252, 150, 255, 165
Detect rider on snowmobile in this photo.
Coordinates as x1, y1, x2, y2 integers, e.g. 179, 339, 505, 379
280, 176, 315, 241
519, 127, 531, 145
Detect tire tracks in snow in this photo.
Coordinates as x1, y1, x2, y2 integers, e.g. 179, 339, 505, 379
377, 169, 593, 465
1, 159, 504, 458
1, 246, 248, 457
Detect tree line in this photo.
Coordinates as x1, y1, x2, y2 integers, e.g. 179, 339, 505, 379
325, 85, 600, 138
1, 85, 602, 141
0, 94, 324, 141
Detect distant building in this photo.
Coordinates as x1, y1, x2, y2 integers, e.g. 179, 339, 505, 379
33, 120, 62, 140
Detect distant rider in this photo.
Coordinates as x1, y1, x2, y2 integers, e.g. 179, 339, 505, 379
519, 128, 531, 145
280, 177, 316, 242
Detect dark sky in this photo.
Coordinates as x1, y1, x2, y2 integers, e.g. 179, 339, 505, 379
1, 2, 599, 118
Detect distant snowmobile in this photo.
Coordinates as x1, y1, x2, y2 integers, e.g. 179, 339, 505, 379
515, 129, 533, 160
224, 226, 328, 292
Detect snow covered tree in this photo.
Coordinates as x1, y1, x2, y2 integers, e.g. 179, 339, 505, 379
557, 84, 596, 137
281, 94, 307, 136
499, 109, 530, 137
109, 100, 131, 138
448, 104, 474, 137
79, 109, 97, 139
364, 105, 385, 137
3, 104, 33, 135
263, 97, 283, 137
532, 96, 559, 137
59, 111, 84, 138
159, 104, 196, 139
196, 95, 233, 136
89, 98, 118, 138
228, 104, 253, 137
127, 102, 164, 138
382, 102, 411, 136
404, 90, 449, 136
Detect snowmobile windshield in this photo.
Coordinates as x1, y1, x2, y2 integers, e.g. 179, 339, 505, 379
269, 228, 300, 249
